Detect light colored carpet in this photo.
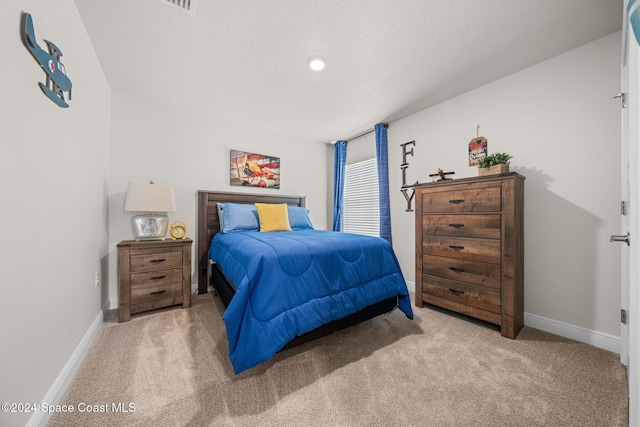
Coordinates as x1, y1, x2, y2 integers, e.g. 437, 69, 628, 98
49, 293, 628, 426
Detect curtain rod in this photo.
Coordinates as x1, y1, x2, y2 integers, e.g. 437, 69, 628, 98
330, 123, 389, 144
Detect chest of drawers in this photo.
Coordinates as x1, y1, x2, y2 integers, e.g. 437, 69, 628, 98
414, 173, 524, 338
117, 239, 192, 322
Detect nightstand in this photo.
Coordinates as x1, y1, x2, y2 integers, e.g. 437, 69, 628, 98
117, 238, 192, 322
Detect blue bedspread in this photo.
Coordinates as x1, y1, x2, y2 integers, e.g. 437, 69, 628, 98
209, 229, 413, 373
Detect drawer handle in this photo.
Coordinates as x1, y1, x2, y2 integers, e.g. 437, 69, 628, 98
150, 275, 167, 280
449, 267, 465, 273
449, 199, 464, 204
149, 290, 167, 296
449, 288, 464, 296
449, 245, 465, 250
449, 223, 465, 229
150, 259, 167, 263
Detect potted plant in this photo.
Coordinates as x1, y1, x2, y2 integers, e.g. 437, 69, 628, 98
478, 152, 512, 176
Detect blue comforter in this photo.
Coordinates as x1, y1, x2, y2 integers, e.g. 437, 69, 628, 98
209, 229, 413, 374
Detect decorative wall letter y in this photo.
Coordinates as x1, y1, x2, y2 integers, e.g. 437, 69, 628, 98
21, 12, 73, 108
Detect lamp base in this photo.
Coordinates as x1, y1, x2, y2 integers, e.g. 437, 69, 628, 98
131, 213, 169, 240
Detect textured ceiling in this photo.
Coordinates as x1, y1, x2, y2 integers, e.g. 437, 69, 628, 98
74, 0, 622, 142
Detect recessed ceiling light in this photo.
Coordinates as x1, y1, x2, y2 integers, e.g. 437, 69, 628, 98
308, 56, 326, 71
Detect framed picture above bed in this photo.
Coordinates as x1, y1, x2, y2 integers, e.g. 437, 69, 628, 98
229, 149, 280, 189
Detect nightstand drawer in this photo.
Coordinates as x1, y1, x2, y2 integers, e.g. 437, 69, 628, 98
423, 236, 501, 264
420, 187, 501, 213
130, 251, 182, 272
130, 268, 182, 288
131, 282, 183, 305
422, 214, 501, 239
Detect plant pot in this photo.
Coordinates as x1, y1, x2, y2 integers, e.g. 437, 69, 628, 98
478, 164, 509, 176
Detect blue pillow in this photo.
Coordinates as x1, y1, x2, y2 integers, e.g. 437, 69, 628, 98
217, 203, 225, 231
219, 203, 259, 233
287, 206, 314, 230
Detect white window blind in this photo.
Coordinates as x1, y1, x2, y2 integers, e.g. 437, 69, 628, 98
343, 158, 379, 237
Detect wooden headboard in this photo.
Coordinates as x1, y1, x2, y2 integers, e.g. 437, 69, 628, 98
196, 190, 306, 294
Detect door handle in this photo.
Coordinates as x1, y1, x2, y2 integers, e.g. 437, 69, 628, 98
610, 233, 630, 246
613, 93, 627, 108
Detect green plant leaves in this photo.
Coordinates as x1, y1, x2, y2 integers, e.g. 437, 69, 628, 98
478, 152, 512, 168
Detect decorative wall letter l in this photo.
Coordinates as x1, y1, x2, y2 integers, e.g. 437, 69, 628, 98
21, 12, 73, 108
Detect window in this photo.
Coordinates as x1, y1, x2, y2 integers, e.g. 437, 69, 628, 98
342, 158, 379, 237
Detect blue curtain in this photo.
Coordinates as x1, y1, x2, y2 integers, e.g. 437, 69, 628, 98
375, 123, 392, 244
332, 140, 348, 232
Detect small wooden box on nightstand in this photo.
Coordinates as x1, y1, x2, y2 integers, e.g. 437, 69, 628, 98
117, 238, 192, 322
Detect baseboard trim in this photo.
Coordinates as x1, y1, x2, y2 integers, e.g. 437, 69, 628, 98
27, 303, 106, 427
524, 312, 621, 354
405, 280, 416, 293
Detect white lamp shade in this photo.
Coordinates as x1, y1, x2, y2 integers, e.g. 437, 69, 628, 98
124, 183, 176, 212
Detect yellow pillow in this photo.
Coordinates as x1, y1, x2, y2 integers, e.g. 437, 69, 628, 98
255, 203, 292, 232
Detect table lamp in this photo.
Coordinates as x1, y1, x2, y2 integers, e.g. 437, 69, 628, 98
124, 181, 176, 240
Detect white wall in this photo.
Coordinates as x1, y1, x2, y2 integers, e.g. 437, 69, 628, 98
108, 91, 329, 301
387, 32, 622, 337
0, 1, 110, 426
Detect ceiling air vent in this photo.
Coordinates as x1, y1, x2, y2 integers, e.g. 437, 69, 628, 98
160, 0, 196, 16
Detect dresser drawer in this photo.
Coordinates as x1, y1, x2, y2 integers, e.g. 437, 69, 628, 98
422, 214, 501, 239
423, 254, 500, 289
420, 187, 501, 213
130, 268, 182, 288
130, 251, 182, 272
423, 236, 501, 263
130, 281, 183, 305
422, 275, 500, 314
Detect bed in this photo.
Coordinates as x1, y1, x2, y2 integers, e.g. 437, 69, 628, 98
197, 190, 413, 373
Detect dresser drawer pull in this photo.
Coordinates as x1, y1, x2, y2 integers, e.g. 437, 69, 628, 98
150, 259, 167, 263
448, 289, 464, 296
449, 245, 465, 250
150, 275, 167, 280
449, 223, 465, 228
449, 267, 465, 273
449, 199, 464, 204
149, 290, 167, 296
